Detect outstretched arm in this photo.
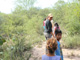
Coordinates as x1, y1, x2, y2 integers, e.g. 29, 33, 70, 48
51, 32, 54, 37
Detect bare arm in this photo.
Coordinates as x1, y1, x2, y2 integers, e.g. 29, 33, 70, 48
53, 27, 55, 36
51, 20, 54, 29
60, 58, 61, 60
51, 22, 53, 28
51, 32, 54, 37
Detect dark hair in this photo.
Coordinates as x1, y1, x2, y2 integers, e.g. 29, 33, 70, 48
54, 22, 59, 28
55, 29, 62, 36
44, 18, 46, 21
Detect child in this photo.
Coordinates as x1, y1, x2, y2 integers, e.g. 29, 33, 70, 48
43, 18, 46, 30
42, 38, 61, 60
55, 29, 63, 60
53, 22, 60, 35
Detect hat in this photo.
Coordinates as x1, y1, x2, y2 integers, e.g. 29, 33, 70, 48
48, 13, 53, 17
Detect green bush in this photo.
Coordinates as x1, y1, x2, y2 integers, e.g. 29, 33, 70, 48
1, 35, 32, 60
62, 34, 80, 48
0, 36, 6, 45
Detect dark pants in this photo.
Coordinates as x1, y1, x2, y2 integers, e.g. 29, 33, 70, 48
44, 32, 52, 40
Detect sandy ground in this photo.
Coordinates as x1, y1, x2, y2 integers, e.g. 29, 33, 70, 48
29, 41, 80, 60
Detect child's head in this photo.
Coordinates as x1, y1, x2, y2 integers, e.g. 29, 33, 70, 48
46, 38, 57, 54
44, 18, 46, 21
55, 29, 62, 41
54, 22, 59, 28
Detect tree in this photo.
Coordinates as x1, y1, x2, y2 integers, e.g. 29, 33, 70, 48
15, 0, 36, 10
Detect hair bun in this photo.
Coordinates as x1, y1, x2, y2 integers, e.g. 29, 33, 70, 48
46, 38, 57, 54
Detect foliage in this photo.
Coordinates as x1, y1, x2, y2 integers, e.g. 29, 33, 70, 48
62, 34, 80, 48
1, 35, 31, 60
0, 0, 80, 59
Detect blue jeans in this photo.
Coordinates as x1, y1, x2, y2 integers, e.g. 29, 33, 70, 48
43, 26, 45, 30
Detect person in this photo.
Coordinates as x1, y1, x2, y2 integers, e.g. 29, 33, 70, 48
55, 29, 63, 60
48, 13, 54, 29
42, 38, 61, 60
43, 18, 46, 30
53, 22, 60, 36
44, 13, 54, 40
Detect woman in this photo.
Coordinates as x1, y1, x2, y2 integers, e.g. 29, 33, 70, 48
42, 38, 61, 60
44, 14, 54, 40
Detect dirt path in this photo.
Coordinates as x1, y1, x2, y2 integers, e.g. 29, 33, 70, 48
29, 41, 80, 60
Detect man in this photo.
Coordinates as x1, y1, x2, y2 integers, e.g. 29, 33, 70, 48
44, 13, 54, 40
